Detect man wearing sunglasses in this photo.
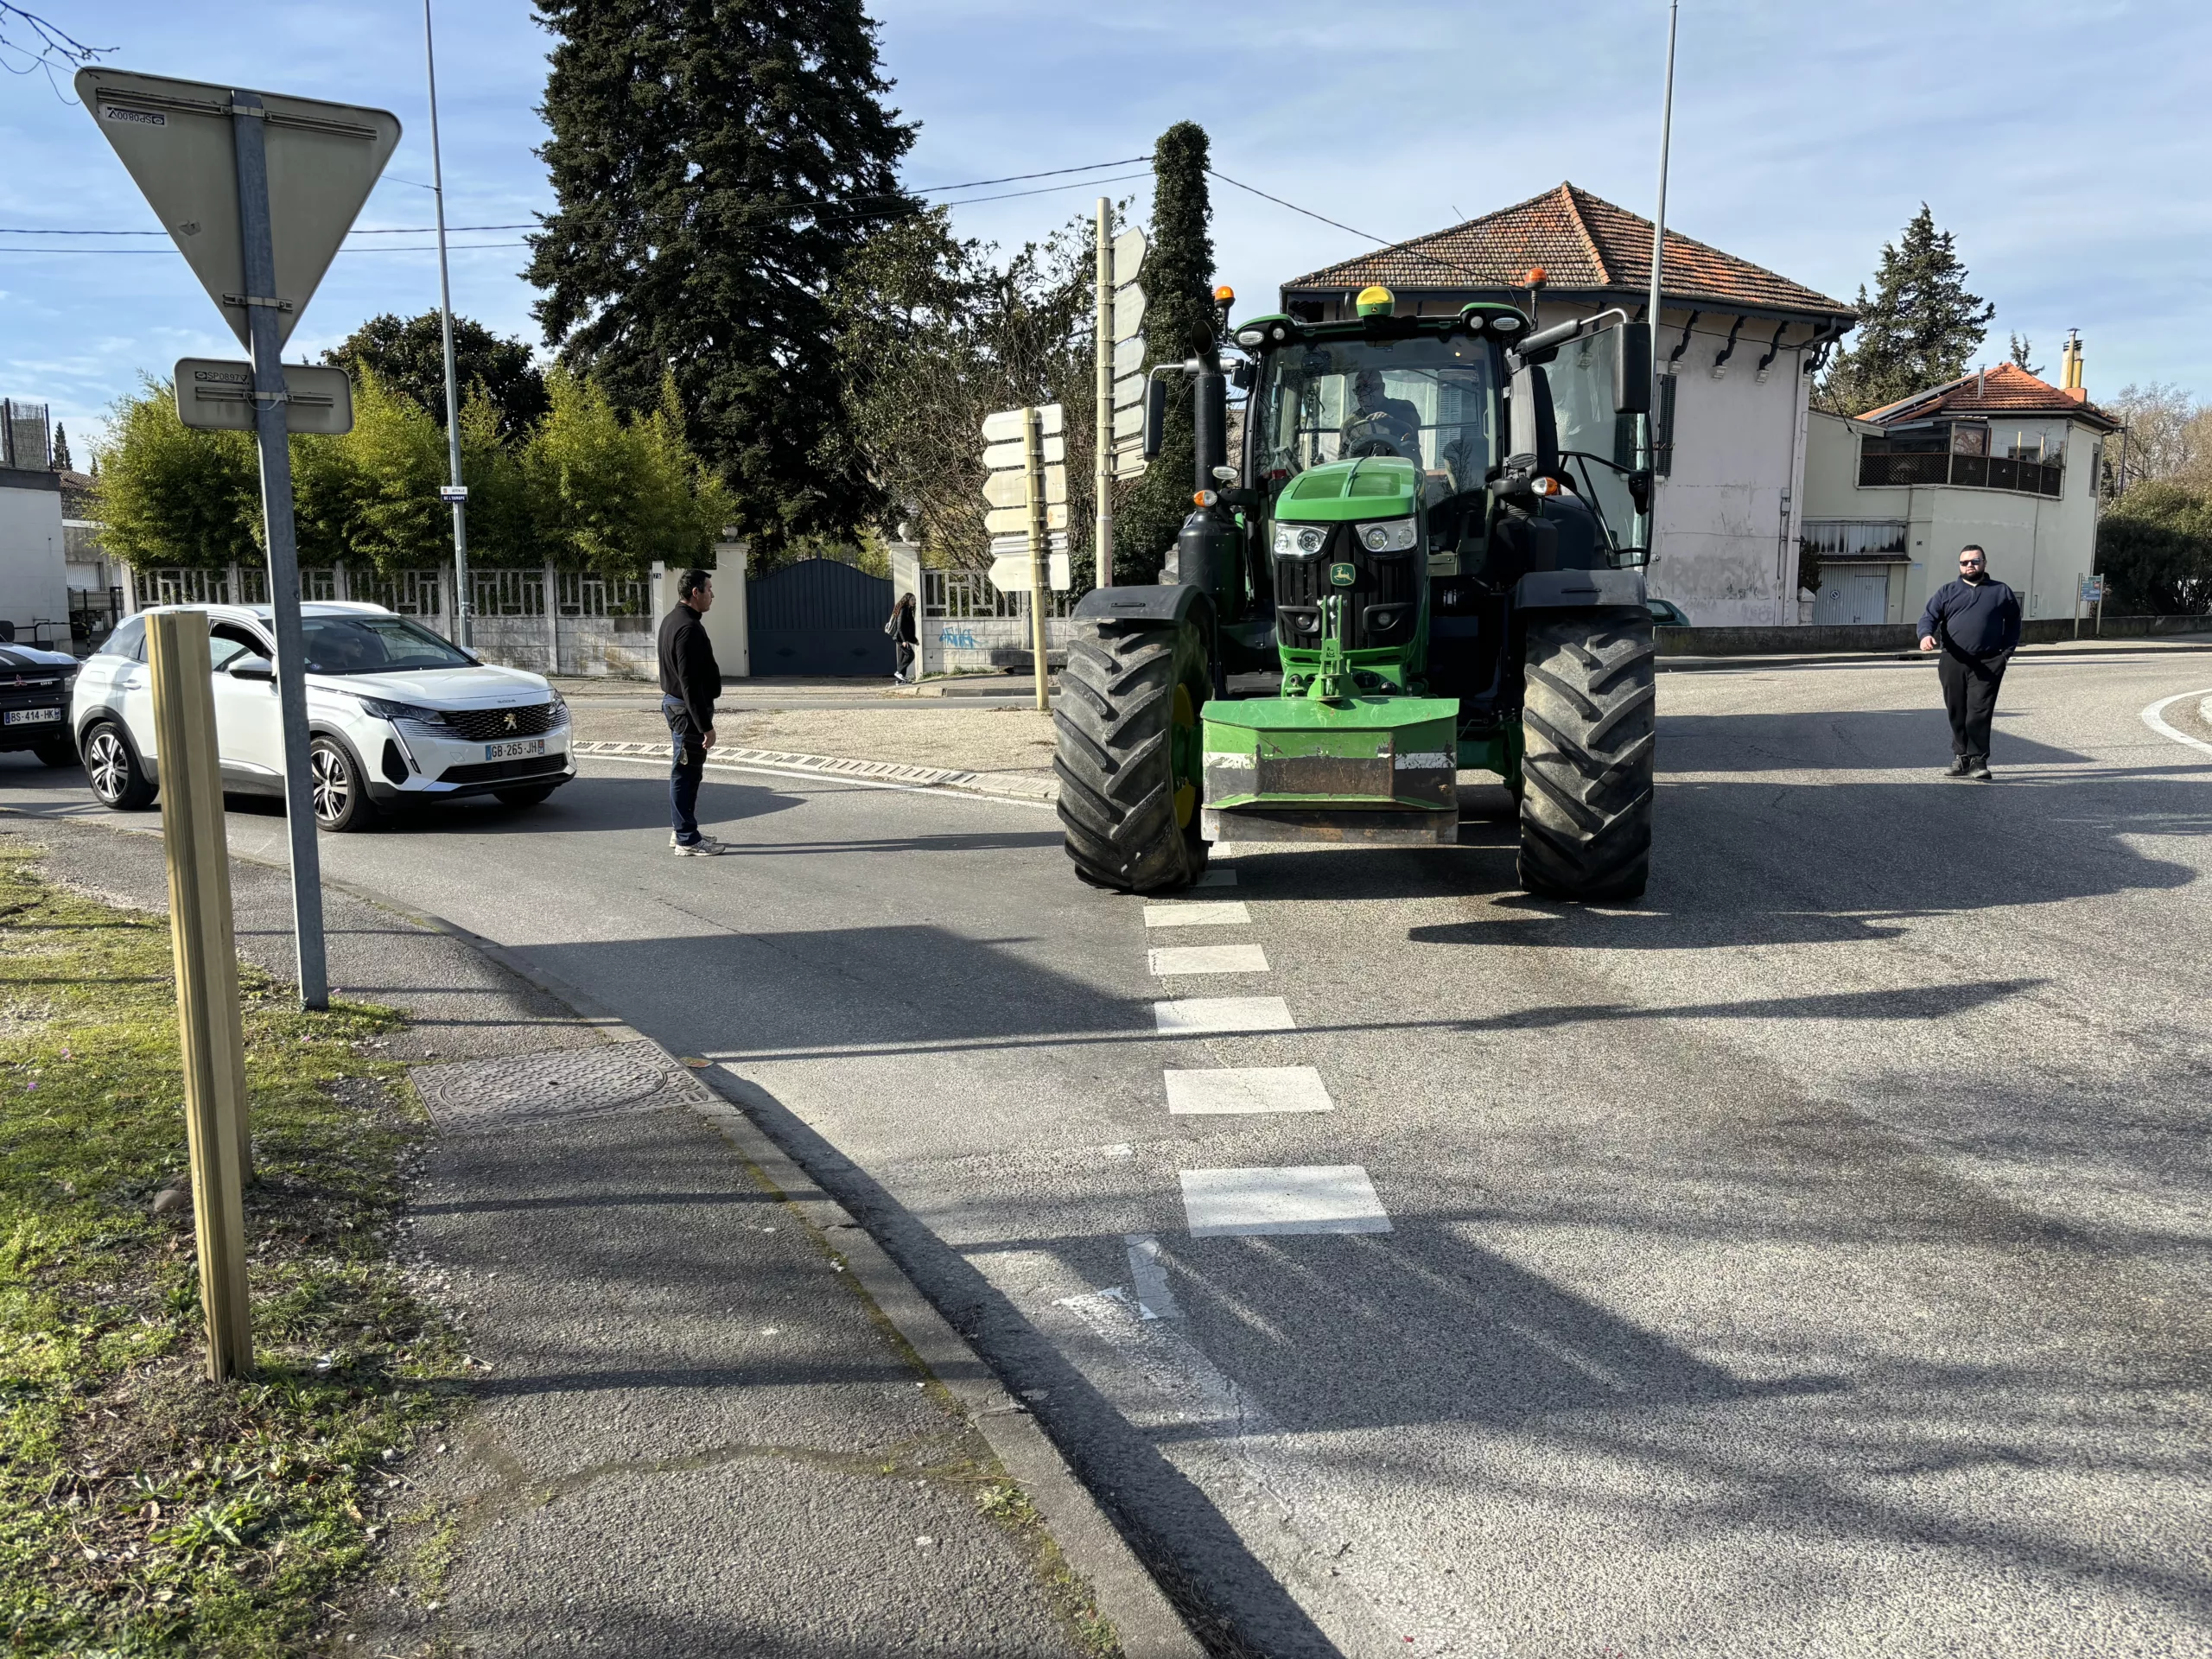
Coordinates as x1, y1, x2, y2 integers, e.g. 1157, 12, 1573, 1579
1917, 545, 2021, 780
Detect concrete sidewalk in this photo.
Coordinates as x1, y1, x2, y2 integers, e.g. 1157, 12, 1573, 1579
4, 811, 1194, 1659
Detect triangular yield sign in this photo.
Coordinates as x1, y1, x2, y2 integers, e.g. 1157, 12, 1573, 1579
75, 68, 401, 350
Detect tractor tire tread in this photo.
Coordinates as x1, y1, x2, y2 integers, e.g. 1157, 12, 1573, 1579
1518, 609, 1655, 903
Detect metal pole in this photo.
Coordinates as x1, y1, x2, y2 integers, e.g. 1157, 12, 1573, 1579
231, 91, 329, 1012
1024, 406, 1051, 711
1645, 0, 1679, 454
1094, 198, 1115, 588
425, 0, 471, 649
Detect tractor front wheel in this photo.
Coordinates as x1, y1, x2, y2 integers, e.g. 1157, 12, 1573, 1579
1054, 618, 1211, 892
1518, 608, 1655, 903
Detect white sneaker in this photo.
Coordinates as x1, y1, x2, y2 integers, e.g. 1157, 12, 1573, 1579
672, 836, 729, 856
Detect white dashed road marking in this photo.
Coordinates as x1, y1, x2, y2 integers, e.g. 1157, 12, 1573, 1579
1143, 900, 1252, 928
1164, 1067, 1332, 1116
1154, 996, 1295, 1035
1179, 1166, 1392, 1237
1124, 1233, 1180, 1319
1147, 944, 1270, 976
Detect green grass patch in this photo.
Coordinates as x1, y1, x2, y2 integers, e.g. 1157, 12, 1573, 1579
0, 836, 462, 1656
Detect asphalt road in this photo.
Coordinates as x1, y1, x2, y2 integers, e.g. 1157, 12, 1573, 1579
9, 651, 2212, 1658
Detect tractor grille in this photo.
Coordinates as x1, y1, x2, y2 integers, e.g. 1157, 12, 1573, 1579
1273, 524, 1421, 651
441, 702, 559, 742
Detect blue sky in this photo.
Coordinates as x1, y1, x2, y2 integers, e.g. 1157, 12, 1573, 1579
3, 0, 2204, 460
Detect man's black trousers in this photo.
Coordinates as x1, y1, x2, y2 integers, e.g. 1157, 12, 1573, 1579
1937, 650, 2007, 761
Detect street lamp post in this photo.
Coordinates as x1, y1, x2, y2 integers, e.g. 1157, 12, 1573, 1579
424, 0, 471, 649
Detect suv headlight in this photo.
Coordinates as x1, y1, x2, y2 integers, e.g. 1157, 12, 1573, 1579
1356, 518, 1418, 553
353, 696, 448, 727
1272, 522, 1329, 558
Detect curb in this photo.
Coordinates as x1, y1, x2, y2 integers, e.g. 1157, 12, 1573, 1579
572, 738, 1062, 806
304, 880, 1204, 1659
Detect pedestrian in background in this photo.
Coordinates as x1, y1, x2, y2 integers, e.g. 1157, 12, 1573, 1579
886, 591, 918, 683
1918, 544, 2021, 781
658, 569, 727, 854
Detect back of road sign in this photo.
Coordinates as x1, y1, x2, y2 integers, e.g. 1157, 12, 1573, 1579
76, 68, 400, 351
175, 359, 353, 435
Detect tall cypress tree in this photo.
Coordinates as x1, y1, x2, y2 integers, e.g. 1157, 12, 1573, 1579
1820, 204, 1994, 415
527, 0, 914, 550
1114, 121, 1215, 583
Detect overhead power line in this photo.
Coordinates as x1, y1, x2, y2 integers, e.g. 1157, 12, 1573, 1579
1205, 166, 1495, 289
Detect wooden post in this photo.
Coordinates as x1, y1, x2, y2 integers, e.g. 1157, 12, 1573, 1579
147, 611, 255, 1382
1023, 405, 1052, 711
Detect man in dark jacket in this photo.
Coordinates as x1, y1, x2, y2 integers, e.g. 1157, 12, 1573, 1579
657, 569, 725, 854
1917, 544, 2021, 781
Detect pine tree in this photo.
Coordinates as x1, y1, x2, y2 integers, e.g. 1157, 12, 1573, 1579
526, 0, 913, 553
2007, 333, 2039, 375
1820, 205, 1994, 414
50, 422, 71, 472
1113, 121, 1215, 583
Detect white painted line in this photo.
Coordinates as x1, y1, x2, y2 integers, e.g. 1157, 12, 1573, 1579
1164, 1068, 1332, 1116
1194, 868, 1238, 887
1142, 901, 1250, 928
1124, 1233, 1180, 1319
1179, 1166, 1392, 1237
575, 750, 1060, 812
2141, 688, 2212, 759
1153, 997, 1295, 1035
1147, 944, 1269, 976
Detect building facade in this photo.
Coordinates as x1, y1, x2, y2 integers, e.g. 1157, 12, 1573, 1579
1800, 360, 2116, 627
1281, 184, 1858, 626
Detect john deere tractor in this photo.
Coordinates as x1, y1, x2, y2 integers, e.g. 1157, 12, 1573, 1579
1054, 283, 1657, 901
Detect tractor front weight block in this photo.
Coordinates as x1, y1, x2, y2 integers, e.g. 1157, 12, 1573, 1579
1199, 696, 1459, 847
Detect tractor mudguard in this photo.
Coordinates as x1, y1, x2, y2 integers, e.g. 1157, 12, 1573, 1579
1515, 569, 1648, 610
1071, 582, 1214, 631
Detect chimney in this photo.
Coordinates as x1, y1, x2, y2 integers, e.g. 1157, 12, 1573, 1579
1975, 366, 1986, 401
2060, 328, 2085, 395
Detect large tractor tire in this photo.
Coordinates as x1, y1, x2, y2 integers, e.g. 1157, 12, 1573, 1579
1518, 607, 1655, 902
1054, 618, 1211, 892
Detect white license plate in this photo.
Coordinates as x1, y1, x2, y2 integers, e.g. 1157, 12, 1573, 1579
3, 707, 61, 727
485, 737, 546, 761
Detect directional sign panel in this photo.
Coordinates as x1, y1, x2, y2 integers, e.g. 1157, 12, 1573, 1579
175, 358, 353, 434
1112, 287, 1147, 342
984, 435, 1066, 471
1113, 226, 1147, 285
989, 550, 1071, 594
78, 68, 401, 349
985, 502, 1070, 535
981, 403, 1064, 443
1113, 337, 1146, 378
982, 468, 1068, 509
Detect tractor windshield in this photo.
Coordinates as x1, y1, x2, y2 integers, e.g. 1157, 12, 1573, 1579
1252, 334, 1501, 497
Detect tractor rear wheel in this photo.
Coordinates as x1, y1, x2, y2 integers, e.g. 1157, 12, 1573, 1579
1054, 618, 1211, 892
1518, 607, 1655, 902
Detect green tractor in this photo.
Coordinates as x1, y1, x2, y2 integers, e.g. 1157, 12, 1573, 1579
1055, 283, 1657, 901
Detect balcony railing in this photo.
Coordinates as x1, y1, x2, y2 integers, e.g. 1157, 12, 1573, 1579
1859, 450, 2063, 496
1801, 519, 1908, 560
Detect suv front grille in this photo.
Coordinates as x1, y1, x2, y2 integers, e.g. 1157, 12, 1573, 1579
438, 755, 569, 785
442, 702, 558, 741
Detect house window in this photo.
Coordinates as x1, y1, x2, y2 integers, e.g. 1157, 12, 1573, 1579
1949, 422, 1989, 456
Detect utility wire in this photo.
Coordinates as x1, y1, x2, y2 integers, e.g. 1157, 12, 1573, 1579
1205, 165, 1502, 290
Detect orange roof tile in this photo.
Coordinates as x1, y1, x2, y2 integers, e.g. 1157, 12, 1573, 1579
1282, 182, 1855, 321
1859, 361, 2120, 431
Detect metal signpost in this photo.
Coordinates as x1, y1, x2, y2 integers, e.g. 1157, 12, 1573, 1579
981, 404, 1070, 708
79, 68, 401, 1012
2077, 575, 2105, 639
1093, 200, 1115, 588
423, 0, 472, 650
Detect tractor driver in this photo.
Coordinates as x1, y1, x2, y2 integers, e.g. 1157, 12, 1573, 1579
1340, 368, 1425, 461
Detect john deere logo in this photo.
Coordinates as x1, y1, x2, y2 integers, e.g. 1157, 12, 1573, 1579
502, 710, 518, 731
1328, 563, 1356, 588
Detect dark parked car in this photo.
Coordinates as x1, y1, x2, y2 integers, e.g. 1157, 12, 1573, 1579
1646, 598, 1692, 627
0, 642, 81, 767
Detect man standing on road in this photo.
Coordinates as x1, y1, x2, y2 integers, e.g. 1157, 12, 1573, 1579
1918, 544, 2021, 781
658, 569, 727, 854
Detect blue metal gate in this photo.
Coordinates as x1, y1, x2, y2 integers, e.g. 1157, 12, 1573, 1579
747, 558, 895, 677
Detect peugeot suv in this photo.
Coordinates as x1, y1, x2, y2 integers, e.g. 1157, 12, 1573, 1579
69, 603, 575, 830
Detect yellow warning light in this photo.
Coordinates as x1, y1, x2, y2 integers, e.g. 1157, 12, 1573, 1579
1355, 285, 1395, 317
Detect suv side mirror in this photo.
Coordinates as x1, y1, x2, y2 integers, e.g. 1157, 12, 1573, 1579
227, 655, 275, 683
1613, 321, 1653, 415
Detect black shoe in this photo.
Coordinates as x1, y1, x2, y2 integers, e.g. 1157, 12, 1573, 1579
1968, 761, 1993, 782
1944, 757, 1972, 778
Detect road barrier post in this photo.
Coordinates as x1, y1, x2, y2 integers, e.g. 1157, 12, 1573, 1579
147, 610, 255, 1382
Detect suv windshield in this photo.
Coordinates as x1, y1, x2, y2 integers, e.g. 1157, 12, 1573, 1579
1254, 334, 1501, 496
300, 614, 474, 675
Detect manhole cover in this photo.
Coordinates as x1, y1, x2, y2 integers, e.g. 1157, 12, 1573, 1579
411, 1043, 697, 1128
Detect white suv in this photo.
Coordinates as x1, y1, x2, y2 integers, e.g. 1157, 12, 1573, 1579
69, 602, 575, 831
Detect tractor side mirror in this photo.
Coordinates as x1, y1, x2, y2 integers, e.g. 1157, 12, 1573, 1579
1508, 363, 1560, 479
1142, 378, 1167, 462
1613, 322, 1653, 415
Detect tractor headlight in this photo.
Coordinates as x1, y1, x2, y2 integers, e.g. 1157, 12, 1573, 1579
1235, 327, 1266, 348
1356, 518, 1418, 553
1273, 523, 1328, 558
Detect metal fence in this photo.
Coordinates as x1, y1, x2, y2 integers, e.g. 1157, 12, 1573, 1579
472, 568, 543, 617
923, 569, 1076, 620
1858, 450, 2064, 496
353, 569, 443, 617
557, 571, 647, 617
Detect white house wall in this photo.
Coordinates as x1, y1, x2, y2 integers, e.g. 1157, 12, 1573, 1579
0, 474, 70, 642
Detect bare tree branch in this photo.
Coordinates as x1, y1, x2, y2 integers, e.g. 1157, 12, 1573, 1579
0, 4, 115, 99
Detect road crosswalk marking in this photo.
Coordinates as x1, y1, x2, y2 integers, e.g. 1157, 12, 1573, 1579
1153, 997, 1294, 1035
1164, 1067, 1332, 1115
1147, 944, 1269, 976
1179, 1166, 1392, 1236
1143, 900, 1250, 927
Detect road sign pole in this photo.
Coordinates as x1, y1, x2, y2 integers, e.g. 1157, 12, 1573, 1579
147, 612, 255, 1381
231, 90, 329, 1011
424, 0, 471, 651
1094, 199, 1114, 588
1024, 406, 1051, 711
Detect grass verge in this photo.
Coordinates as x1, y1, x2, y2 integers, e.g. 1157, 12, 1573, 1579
0, 834, 461, 1656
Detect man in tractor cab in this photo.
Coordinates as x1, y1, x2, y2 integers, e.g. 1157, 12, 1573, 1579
1340, 368, 1425, 461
